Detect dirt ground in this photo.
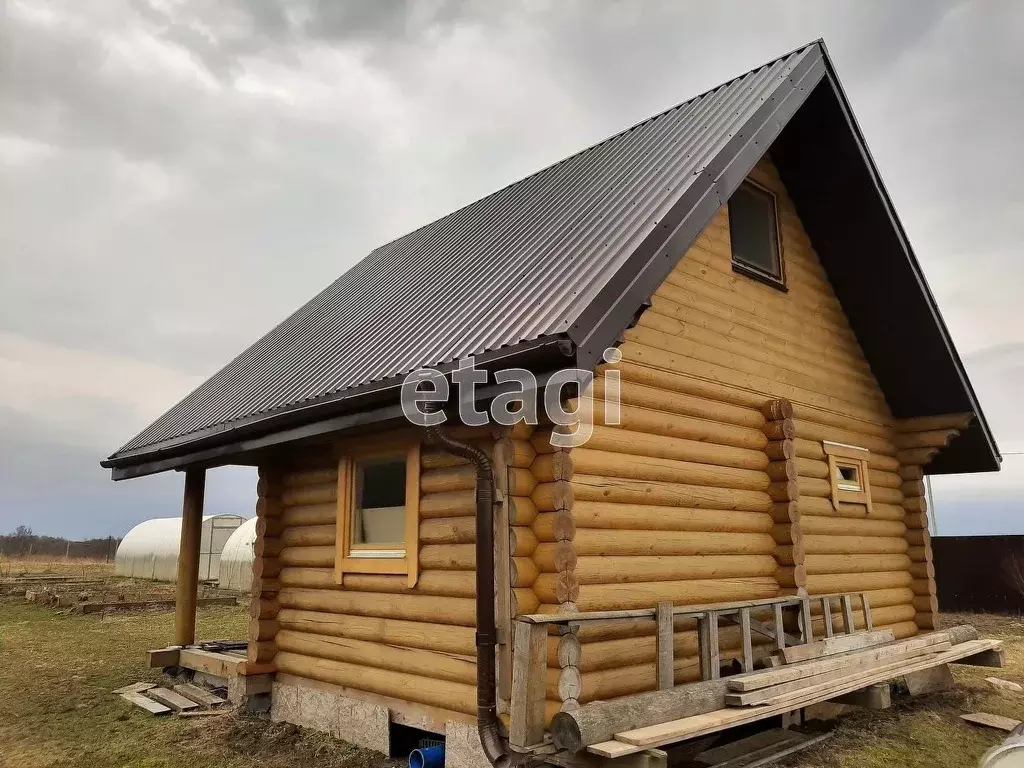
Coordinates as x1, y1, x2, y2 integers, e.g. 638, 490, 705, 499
3, 591, 1024, 768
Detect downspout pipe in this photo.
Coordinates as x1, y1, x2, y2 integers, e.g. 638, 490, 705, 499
425, 413, 512, 768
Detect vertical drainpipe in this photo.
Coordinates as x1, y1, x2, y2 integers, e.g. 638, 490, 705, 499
425, 407, 513, 768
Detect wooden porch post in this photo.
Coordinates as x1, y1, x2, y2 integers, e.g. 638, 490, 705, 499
174, 468, 205, 646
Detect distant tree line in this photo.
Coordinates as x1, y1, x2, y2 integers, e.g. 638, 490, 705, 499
0, 526, 120, 560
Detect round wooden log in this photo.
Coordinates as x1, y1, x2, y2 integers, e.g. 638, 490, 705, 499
901, 479, 926, 497
278, 587, 476, 626
510, 587, 540, 615
557, 633, 583, 668
904, 496, 927, 513
420, 466, 476, 494
511, 556, 540, 588
275, 651, 476, 715
256, 476, 283, 500
250, 618, 277, 641
775, 565, 806, 588
804, 553, 911, 575
774, 543, 805, 567
533, 481, 574, 512
256, 517, 285, 538
570, 447, 769, 491
419, 516, 475, 545
573, 554, 779, 584
532, 511, 576, 542
584, 424, 769, 472
558, 667, 584, 702
764, 439, 795, 462
794, 438, 899, 472
510, 526, 539, 556
278, 567, 334, 589
804, 535, 908, 555
894, 413, 973, 433
419, 544, 474, 570
571, 474, 771, 513
894, 429, 960, 450
798, 495, 905, 520
907, 546, 933, 563
280, 525, 335, 548
913, 594, 939, 613
592, 377, 765, 429
573, 501, 773, 533
771, 502, 800, 524
800, 515, 907, 538
255, 536, 284, 558
247, 640, 276, 664
275, 629, 475, 685
768, 480, 798, 502
509, 467, 537, 496
858, 586, 915, 609
532, 452, 574, 483
798, 477, 832, 499
509, 496, 539, 525
910, 578, 933, 596
494, 437, 537, 470
872, 486, 905, 505
909, 561, 935, 579
897, 448, 939, 467
255, 497, 283, 518
281, 483, 336, 507
534, 572, 581, 604
761, 399, 794, 421
766, 461, 797, 482
573, 577, 779, 611
419, 490, 476, 518
900, 465, 925, 481
253, 558, 283, 579
942, 625, 980, 645
531, 428, 560, 455
550, 678, 730, 752
279, 546, 334, 568
276, 608, 475, 655
283, 468, 337, 488
793, 419, 896, 457
771, 525, 801, 545
762, 421, 795, 441
571, 529, 776, 557
905, 528, 931, 547
805, 570, 912, 593
534, 542, 578, 573
345, 572, 475, 598
250, 597, 279, 620
281, 502, 336, 527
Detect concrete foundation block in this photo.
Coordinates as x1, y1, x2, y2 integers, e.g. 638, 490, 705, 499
444, 721, 490, 768
270, 681, 390, 754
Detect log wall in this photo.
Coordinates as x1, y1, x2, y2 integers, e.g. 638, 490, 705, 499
258, 436, 496, 719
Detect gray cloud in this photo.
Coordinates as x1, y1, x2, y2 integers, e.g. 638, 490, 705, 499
0, 0, 1021, 538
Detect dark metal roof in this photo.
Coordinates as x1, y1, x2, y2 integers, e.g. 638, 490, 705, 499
104, 40, 999, 478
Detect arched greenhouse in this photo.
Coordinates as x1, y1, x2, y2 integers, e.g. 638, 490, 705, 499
115, 514, 247, 582
217, 516, 258, 591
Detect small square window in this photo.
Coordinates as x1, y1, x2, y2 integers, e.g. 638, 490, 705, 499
835, 462, 862, 492
728, 181, 784, 288
335, 441, 420, 587
823, 441, 872, 513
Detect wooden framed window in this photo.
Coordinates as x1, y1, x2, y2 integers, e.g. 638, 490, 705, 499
823, 441, 872, 513
728, 180, 785, 290
335, 441, 420, 587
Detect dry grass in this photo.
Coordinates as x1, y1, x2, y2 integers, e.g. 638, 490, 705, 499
780, 613, 1024, 767
0, 555, 115, 579
0, 599, 393, 768
4, 598, 1024, 768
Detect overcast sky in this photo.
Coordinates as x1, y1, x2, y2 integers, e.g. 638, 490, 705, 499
1, 0, 1022, 540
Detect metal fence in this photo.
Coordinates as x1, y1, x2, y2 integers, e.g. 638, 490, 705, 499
934, 535, 1024, 614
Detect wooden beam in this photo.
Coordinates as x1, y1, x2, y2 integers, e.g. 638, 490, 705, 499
656, 603, 674, 691
175, 468, 205, 647
510, 621, 548, 748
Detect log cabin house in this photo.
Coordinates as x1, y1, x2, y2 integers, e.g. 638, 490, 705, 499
103, 40, 999, 767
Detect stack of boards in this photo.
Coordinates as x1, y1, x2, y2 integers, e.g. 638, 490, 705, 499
590, 626, 1003, 757
114, 681, 228, 717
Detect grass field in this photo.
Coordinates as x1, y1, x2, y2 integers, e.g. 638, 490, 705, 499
3, 593, 1024, 768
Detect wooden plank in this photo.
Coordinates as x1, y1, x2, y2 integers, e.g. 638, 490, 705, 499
112, 681, 157, 695
146, 686, 200, 712
772, 604, 785, 650
861, 592, 873, 630
656, 603, 674, 691
739, 608, 753, 673
698, 613, 720, 680
841, 595, 855, 634
179, 648, 242, 678
726, 642, 952, 705
727, 633, 952, 692
173, 682, 227, 708
602, 639, 1002, 752
777, 629, 895, 664
147, 647, 181, 668
820, 597, 833, 638
800, 599, 813, 643
509, 621, 548, 748
120, 691, 171, 715
961, 712, 1022, 732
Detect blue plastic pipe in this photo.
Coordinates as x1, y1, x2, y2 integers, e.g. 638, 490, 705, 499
409, 745, 445, 768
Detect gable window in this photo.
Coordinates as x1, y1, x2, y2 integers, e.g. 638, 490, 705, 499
823, 441, 872, 513
335, 441, 420, 587
728, 180, 785, 289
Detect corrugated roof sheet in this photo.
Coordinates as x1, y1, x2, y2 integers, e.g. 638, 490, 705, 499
110, 42, 823, 461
